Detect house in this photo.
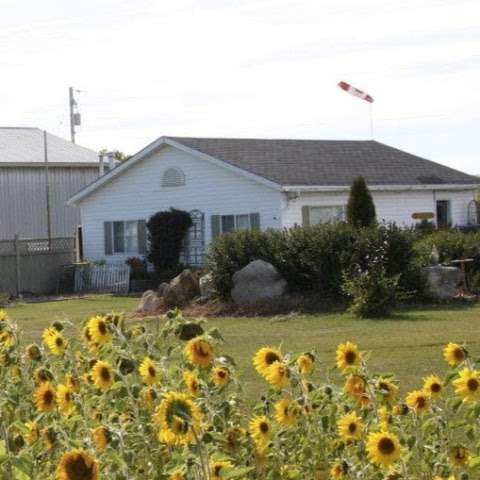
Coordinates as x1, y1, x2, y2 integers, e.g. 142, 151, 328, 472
0, 127, 101, 240
68, 136, 480, 265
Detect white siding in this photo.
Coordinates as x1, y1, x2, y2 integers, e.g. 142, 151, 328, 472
281, 189, 476, 228
79, 146, 282, 263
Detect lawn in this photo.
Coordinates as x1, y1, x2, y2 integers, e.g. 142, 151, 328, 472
5, 295, 480, 397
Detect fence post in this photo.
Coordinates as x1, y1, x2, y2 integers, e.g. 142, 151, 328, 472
14, 235, 21, 297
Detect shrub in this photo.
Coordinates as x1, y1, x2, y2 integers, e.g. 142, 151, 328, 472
147, 208, 192, 273
125, 256, 147, 280
346, 176, 376, 228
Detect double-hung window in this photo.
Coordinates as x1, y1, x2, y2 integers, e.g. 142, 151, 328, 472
211, 213, 260, 238
104, 220, 147, 255
302, 205, 345, 225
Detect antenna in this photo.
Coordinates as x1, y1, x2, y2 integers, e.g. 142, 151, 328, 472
69, 87, 82, 143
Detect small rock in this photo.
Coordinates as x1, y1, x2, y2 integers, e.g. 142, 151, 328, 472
158, 282, 170, 297
199, 273, 216, 299
167, 269, 200, 306
136, 289, 163, 314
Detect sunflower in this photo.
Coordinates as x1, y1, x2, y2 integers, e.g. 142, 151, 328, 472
448, 446, 470, 467
423, 375, 444, 399
0, 309, 7, 322
87, 315, 112, 346
24, 421, 38, 445
264, 361, 290, 389
336, 342, 361, 372
43, 427, 56, 450
141, 387, 157, 409
452, 368, 480, 402
56, 384, 75, 415
366, 430, 401, 468
42, 327, 67, 355
249, 415, 272, 450
154, 391, 202, 445
139, 357, 160, 385
92, 426, 109, 453
253, 347, 283, 376
405, 390, 430, 415
337, 411, 364, 441
443, 343, 466, 366
210, 459, 233, 479
34, 382, 56, 413
344, 375, 369, 407
433, 477, 455, 480
296, 353, 314, 375
170, 470, 185, 480
274, 398, 302, 427
377, 406, 390, 430
211, 366, 231, 387
25, 343, 42, 361
184, 337, 214, 368
183, 370, 201, 396
56, 449, 99, 480
376, 378, 399, 403
91, 360, 114, 391
65, 374, 80, 392
223, 426, 246, 451
329, 461, 347, 479
33, 367, 53, 384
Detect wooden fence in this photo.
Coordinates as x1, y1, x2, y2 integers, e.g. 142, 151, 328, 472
74, 264, 130, 294
0, 236, 76, 295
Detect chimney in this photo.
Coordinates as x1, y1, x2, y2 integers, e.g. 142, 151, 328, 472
107, 151, 115, 170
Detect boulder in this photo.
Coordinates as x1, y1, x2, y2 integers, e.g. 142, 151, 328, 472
158, 282, 170, 297
137, 290, 163, 314
231, 259, 287, 307
166, 269, 200, 306
199, 273, 216, 299
421, 265, 464, 300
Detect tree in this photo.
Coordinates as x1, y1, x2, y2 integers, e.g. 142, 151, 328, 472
147, 209, 192, 273
346, 176, 376, 228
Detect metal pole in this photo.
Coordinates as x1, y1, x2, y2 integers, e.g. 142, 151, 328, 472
14, 234, 21, 297
69, 86, 76, 143
44, 130, 52, 244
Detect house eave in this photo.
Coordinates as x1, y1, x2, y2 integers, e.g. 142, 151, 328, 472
282, 184, 480, 193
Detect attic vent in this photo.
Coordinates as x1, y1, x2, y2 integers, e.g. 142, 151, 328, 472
417, 175, 446, 185
162, 167, 185, 187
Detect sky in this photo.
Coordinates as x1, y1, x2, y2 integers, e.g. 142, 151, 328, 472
1, 0, 479, 173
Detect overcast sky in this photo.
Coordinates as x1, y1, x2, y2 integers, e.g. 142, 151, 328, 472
1, 0, 479, 173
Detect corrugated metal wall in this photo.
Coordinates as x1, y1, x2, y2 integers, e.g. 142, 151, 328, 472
0, 166, 98, 240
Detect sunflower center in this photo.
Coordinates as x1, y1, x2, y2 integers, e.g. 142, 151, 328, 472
65, 455, 95, 480
455, 448, 466, 460
195, 342, 210, 357
44, 390, 54, 405
100, 367, 111, 381
259, 422, 269, 434
431, 383, 441, 393
454, 348, 465, 361
416, 396, 426, 408
265, 352, 280, 365
467, 378, 479, 391
348, 422, 357, 433
345, 350, 356, 364
214, 465, 223, 475
378, 437, 395, 455
218, 370, 226, 378
55, 337, 64, 347
98, 322, 107, 335
148, 366, 156, 377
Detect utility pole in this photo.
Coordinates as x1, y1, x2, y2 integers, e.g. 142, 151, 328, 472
44, 130, 52, 244
69, 86, 82, 143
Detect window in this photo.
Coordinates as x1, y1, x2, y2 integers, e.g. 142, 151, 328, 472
211, 213, 260, 238
161, 167, 185, 187
303, 205, 345, 225
436, 200, 451, 228
113, 221, 138, 253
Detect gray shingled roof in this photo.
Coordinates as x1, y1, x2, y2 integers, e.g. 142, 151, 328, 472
0, 127, 98, 164
169, 137, 478, 186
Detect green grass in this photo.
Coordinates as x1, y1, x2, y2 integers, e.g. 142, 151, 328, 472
5, 296, 480, 398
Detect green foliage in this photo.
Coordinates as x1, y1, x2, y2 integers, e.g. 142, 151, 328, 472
147, 208, 192, 273
346, 176, 376, 228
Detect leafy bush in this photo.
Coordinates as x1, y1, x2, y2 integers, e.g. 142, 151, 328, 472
346, 176, 376, 228
147, 208, 192, 273
125, 256, 147, 280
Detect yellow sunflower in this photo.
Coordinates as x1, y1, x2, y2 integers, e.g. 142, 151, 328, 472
212, 366, 231, 387
56, 449, 99, 480
433, 476, 455, 480
448, 446, 470, 467
423, 375, 444, 398
336, 342, 361, 372
25, 343, 42, 361
376, 378, 399, 403
92, 426, 109, 452
366, 430, 401, 468
210, 459, 233, 479
337, 411, 364, 441
296, 353, 314, 375
183, 370, 201, 396
24, 421, 38, 445
377, 406, 390, 430
34, 382, 56, 413
253, 347, 283, 376
154, 391, 202, 445
443, 343, 466, 366
42, 327, 67, 355
87, 315, 112, 346
65, 373, 80, 392
33, 367, 53, 384
249, 415, 272, 450
91, 360, 115, 391
0, 309, 7, 322
56, 384, 75, 415
223, 426, 246, 451
405, 390, 430, 415
452, 368, 480, 402
344, 375, 369, 407
170, 470, 185, 480
141, 387, 157, 410
43, 427, 56, 450
329, 461, 347, 479
264, 361, 290, 389
184, 337, 214, 368
139, 357, 161, 385
274, 398, 302, 428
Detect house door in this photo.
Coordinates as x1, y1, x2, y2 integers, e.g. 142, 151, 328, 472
436, 200, 451, 228
181, 210, 205, 266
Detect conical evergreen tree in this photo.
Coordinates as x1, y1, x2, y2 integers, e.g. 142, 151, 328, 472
346, 176, 376, 228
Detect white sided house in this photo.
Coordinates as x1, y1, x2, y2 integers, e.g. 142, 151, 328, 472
68, 136, 480, 266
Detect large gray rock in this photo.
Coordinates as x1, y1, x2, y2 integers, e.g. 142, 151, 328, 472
199, 273, 216, 299
137, 290, 163, 313
421, 265, 464, 300
166, 269, 200, 306
231, 259, 287, 307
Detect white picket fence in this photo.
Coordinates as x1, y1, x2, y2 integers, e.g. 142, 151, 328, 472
74, 264, 130, 294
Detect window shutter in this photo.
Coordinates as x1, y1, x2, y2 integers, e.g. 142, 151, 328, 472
249, 213, 260, 230
137, 220, 147, 255
211, 215, 221, 240
104, 222, 113, 255
302, 206, 310, 226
